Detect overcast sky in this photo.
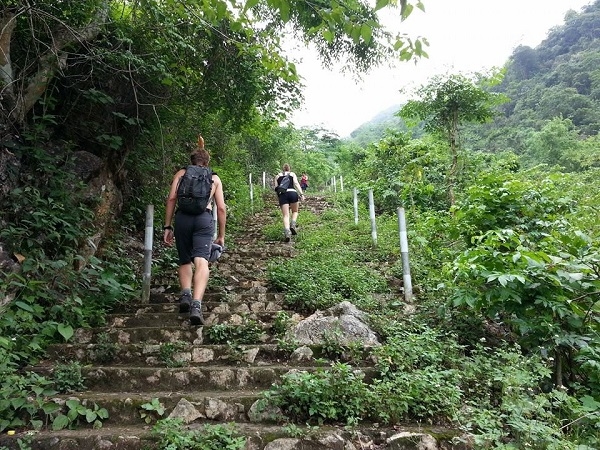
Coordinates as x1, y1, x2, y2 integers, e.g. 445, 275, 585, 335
288, 0, 592, 137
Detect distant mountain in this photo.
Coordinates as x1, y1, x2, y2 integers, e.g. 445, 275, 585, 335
470, 0, 600, 153
348, 0, 600, 152
348, 104, 407, 145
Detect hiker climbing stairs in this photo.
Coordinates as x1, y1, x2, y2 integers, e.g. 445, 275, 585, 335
0, 194, 462, 450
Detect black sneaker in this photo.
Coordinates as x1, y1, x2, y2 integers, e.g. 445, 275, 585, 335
179, 293, 192, 313
190, 301, 204, 326
284, 229, 291, 242
290, 221, 297, 235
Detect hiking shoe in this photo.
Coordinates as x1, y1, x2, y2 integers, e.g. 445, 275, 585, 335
284, 229, 291, 242
290, 221, 297, 235
178, 292, 192, 313
190, 301, 204, 326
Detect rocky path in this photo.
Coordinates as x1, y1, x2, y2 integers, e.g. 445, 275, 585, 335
0, 195, 463, 450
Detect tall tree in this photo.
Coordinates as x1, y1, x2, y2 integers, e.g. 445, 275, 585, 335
399, 73, 505, 204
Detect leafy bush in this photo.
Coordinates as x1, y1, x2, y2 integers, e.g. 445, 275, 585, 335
0, 367, 58, 432
205, 319, 263, 345
263, 363, 371, 425
152, 419, 246, 449
53, 361, 86, 393
455, 344, 600, 449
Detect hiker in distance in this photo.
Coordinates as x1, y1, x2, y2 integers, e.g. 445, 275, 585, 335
163, 136, 226, 325
274, 163, 305, 242
300, 172, 309, 193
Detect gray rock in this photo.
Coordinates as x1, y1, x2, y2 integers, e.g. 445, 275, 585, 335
290, 346, 314, 362
168, 398, 202, 424
286, 301, 380, 346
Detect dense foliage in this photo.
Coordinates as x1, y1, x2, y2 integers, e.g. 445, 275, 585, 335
258, 4, 600, 446
1, 0, 600, 447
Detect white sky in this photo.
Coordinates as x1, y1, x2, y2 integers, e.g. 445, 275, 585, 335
288, 0, 592, 137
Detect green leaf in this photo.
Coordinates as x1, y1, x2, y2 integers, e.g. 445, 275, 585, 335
322, 29, 334, 43
360, 24, 373, 44
58, 324, 74, 341
581, 395, 600, 412
279, 0, 290, 21
243, 0, 260, 11
556, 270, 584, 281
374, 0, 389, 12
15, 301, 34, 312
52, 414, 70, 431
497, 274, 509, 287
86, 410, 97, 423
42, 402, 61, 414
66, 399, 80, 410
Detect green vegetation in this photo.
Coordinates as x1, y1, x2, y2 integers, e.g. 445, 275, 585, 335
262, 184, 599, 446
139, 398, 166, 425
1, 0, 599, 447
52, 362, 86, 394
151, 419, 245, 450
205, 319, 264, 345
159, 341, 189, 368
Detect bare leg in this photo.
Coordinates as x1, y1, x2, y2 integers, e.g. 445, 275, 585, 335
192, 257, 210, 301
178, 263, 193, 290
280, 204, 290, 229
290, 201, 299, 223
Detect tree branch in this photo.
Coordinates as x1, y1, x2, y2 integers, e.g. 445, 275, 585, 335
0, 10, 17, 118
11, 4, 109, 124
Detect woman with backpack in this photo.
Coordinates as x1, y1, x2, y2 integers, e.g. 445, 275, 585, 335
163, 136, 226, 325
274, 163, 304, 242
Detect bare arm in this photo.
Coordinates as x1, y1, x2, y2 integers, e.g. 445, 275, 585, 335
291, 173, 305, 197
163, 169, 185, 245
212, 174, 226, 246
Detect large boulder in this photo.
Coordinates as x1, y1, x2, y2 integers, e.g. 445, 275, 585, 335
286, 301, 380, 347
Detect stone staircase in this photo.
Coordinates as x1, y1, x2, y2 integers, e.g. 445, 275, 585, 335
0, 195, 464, 450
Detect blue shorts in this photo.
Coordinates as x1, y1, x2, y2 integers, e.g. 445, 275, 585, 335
278, 190, 299, 206
174, 210, 214, 265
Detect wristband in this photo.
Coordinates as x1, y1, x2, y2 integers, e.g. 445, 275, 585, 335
163, 225, 173, 231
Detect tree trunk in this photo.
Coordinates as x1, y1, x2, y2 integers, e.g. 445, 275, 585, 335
447, 112, 459, 205
0, 10, 16, 112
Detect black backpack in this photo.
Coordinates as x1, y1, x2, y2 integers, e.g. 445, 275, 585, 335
177, 165, 213, 214
275, 173, 291, 195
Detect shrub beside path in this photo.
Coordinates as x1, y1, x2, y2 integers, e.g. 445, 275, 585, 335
0, 194, 465, 450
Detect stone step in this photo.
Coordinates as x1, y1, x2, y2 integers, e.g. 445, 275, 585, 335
45, 343, 375, 367
150, 279, 272, 295
104, 310, 284, 329
145, 290, 286, 307
50, 389, 264, 426
71, 324, 289, 345
31, 365, 379, 393
73, 325, 201, 345
0, 422, 463, 450
115, 299, 287, 316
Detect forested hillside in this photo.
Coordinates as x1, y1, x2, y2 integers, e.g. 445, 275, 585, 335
468, 0, 600, 158
351, 0, 600, 164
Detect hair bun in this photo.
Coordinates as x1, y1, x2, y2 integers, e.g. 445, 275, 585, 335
198, 135, 205, 149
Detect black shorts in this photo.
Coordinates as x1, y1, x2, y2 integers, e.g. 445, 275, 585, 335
278, 190, 299, 206
174, 209, 214, 265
